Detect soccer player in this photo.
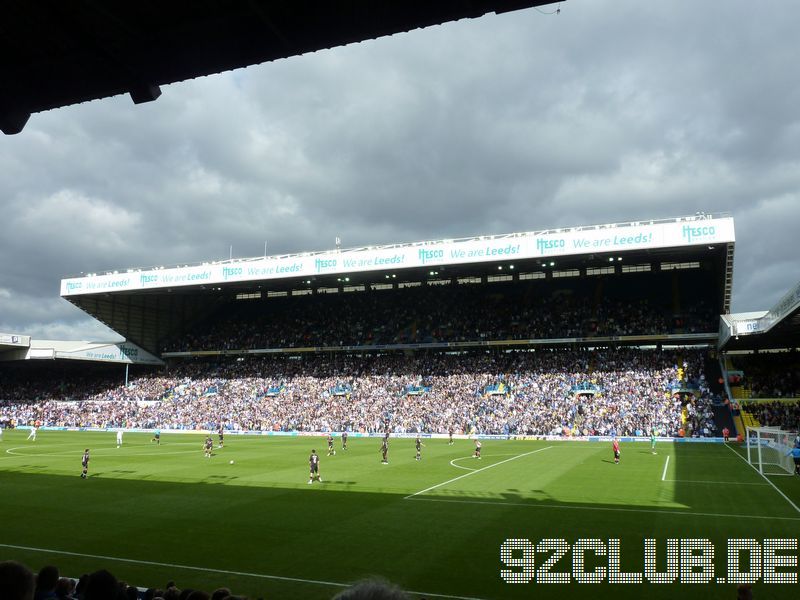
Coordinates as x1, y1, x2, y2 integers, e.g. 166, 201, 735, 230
473, 439, 482, 459
152, 428, 161, 445
415, 435, 425, 461
448, 427, 454, 445
613, 437, 620, 464
342, 431, 348, 451
327, 434, 336, 456
27, 426, 37, 441
204, 435, 213, 458
80, 449, 90, 479
722, 427, 730, 443
650, 430, 657, 454
786, 445, 800, 475
116, 429, 123, 448
218, 425, 225, 449
380, 435, 389, 464
308, 449, 321, 484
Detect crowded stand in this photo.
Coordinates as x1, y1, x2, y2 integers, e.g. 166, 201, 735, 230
1, 348, 717, 438
741, 400, 800, 432
163, 274, 718, 352
730, 351, 800, 399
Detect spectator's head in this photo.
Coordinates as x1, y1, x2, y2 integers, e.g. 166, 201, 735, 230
211, 588, 231, 600
0, 561, 35, 600
163, 585, 182, 600
54, 577, 75, 599
737, 583, 753, 600
35, 565, 59, 592
84, 569, 118, 600
185, 591, 211, 600
332, 579, 410, 600
74, 574, 89, 597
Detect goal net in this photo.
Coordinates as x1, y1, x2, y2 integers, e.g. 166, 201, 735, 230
746, 427, 798, 476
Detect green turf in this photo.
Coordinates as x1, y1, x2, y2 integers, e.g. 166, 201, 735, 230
1, 430, 799, 599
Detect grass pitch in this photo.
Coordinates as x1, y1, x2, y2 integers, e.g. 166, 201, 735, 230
1, 430, 799, 600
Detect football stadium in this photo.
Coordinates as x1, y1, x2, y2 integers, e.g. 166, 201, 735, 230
2, 212, 800, 600
3, 3, 800, 600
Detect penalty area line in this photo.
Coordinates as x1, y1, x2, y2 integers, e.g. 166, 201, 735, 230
406, 446, 553, 499
661, 455, 670, 481
0, 543, 490, 600
725, 443, 800, 514
449, 458, 476, 471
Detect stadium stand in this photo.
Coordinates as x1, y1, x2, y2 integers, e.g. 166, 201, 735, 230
1, 348, 718, 438
729, 351, 800, 399
161, 273, 718, 352
741, 400, 800, 433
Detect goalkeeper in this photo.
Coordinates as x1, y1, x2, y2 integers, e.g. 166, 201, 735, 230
786, 445, 800, 475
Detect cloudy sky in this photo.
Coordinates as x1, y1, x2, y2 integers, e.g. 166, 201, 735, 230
1, 0, 798, 341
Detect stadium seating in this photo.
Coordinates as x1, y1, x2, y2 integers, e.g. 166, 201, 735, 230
1, 348, 718, 437
162, 274, 719, 352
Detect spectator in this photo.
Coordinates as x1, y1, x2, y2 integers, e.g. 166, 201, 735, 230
54, 577, 75, 600
83, 569, 118, 600
333, 578, 410, 600
0, 560, 36, 600
34, 565, 59, 600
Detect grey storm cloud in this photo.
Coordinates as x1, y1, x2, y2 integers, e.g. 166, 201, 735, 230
1, 0, 799, 340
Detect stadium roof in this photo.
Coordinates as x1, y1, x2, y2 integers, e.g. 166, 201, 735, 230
0, 334, 162, 365
720, 281, 800, 351
60, 214, 735, 355
0, 333, 31, 355
0, 0, 559, 135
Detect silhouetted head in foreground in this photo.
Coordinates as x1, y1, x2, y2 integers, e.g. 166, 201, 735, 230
332, 579, 410, 600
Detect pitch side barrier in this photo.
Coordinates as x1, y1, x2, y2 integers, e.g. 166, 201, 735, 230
16, 426, 726, 443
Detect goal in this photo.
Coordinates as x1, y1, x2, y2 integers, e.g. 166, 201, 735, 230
746, 427, 798, 476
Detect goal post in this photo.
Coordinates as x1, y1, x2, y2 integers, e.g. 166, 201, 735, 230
746, 427, 798, 476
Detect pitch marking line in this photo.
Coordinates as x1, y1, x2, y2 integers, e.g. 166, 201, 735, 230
405, 497, 800, 522
0, 543, 489, 600
725, 443, 800, 514
661, 455, 670, 481
662, 479, 769, 486
448, 453, 521, 471
406, 446, 553, 499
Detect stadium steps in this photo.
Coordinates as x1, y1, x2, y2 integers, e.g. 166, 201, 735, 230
733, 413, 746, 438
741, 410, 761, 429
730, 385, 750, 400
672, 271, 681, 314
592, 278, 603, 319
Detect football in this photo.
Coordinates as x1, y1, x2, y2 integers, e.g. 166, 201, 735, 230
229, 460, 234, 464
